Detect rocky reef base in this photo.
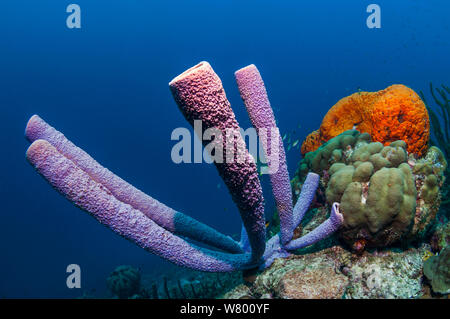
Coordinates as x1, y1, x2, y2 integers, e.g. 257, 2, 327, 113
222, 244, 448, 299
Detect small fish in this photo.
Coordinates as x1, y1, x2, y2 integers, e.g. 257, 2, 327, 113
423, 250, 435, 261
292, 140, 299, 148
282, 133, 287, 141
265, 222, 270, 228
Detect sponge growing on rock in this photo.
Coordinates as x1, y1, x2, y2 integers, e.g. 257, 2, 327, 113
301, 84, 430, 157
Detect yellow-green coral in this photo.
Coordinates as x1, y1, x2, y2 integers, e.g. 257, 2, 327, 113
332, 162, 416, 247
297, 131, 447, 249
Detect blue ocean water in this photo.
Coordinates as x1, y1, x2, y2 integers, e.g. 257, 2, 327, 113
0, 0, 448, 298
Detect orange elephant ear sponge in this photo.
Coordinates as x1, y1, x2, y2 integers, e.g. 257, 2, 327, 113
370, 84, 430, 157
300, 130, 321, 156
301, 84, 430, 157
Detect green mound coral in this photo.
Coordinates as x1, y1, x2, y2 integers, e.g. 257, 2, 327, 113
106, 265, 142, 299
297, 130, 447, 249
424, 246, 450, 294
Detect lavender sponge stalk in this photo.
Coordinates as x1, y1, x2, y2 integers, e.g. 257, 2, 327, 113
291, 172, 320, 232
235, 64, 293, 246
284, 203, 344, 250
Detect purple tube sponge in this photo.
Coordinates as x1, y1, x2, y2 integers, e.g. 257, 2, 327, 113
235, 64, 293, 246
261, 234, 290, 269
262, 179, 343, 268
169, 61, 266, 262
261, 202, 343, 268
26, 139, 255, 272
25, 61, 345, 273
25, 115, 242, 254
285, 203, 344, 251
234, 64, 343, 260
291, 172, 320, 233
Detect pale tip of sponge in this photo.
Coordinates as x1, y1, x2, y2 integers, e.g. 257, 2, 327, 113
25, 114, 44, 142
169, 61, 211, 87
332, 202, 344, 224
235, 64, 257, 77
26, 139, 50, 164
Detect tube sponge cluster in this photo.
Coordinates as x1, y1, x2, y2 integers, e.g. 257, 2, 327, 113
169, 62, 266, 261
25, 61, 344, 272
301, 84, 430, 157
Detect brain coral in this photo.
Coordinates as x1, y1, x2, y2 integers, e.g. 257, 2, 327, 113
301, 85, 430, 157
297, 130, 446, 249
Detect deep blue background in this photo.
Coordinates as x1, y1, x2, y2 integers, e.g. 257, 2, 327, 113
0, 0, 448, 298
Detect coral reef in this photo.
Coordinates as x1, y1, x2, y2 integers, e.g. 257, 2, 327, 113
423, 246, 450, 294
25, 61, 448, 298
301, 85, 430, 157
82, 265, 243, 299
297, 130, 446, 249
106, 265, 142, 299
247, 249, 348, 299
223, 245, 428, 299
344, 247, 424, 298
148, 270, 242, 299
25, 62, 343, 273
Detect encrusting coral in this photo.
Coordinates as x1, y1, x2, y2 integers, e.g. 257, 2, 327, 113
301, 84, 430, 157
25, 62, 343, 273
297, 130, 447, 250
